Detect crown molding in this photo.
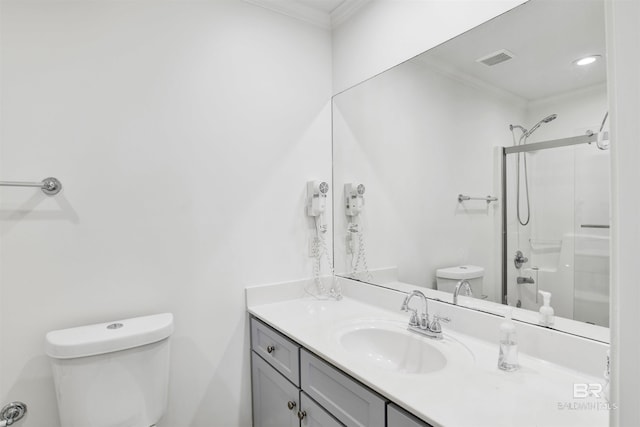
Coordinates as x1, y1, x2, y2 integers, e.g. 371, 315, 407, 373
526, 82, 607, 110
244, 0, 369, 30
244, 0, 332, 29
413, 55, 529, 110
331, 0, 370, 28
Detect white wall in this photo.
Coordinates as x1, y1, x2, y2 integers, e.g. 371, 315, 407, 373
332, 0, 526, 94
0, 1, 332, 426
606, 0, 640, 425
333, 60, 526, 302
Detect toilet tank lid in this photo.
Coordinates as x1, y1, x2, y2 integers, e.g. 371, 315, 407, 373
436, 265, 484, 280
45, 313, 174, 359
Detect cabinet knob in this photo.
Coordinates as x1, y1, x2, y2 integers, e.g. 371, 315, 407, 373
287, 401, 297, 411
297, 410, 307, 421
266, 345, 275, 354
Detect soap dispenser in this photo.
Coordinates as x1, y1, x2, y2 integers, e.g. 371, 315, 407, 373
498, 308, 518, 371
538, 290, 555, 327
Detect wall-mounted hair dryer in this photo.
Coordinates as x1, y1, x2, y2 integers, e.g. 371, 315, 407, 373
345, 183, 365, 216
305, 180, 342, 300
307, 181, 329, 217
344, 183, 372, 282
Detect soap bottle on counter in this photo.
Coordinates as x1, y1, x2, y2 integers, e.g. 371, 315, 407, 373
538, 290, 555, 327
498, 308, 518, 371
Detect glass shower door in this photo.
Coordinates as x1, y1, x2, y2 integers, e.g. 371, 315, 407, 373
504, 142, 610, 326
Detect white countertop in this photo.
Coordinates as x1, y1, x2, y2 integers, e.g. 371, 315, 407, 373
248, 291, 610, 427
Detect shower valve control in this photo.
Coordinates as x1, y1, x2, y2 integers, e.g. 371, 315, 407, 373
514, 250, 528, 269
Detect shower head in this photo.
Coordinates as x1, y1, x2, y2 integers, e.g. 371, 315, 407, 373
524, 114, 557, 138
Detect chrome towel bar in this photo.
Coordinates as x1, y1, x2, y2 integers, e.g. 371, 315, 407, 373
458, 194, 498, 203
0, 177, 62, 195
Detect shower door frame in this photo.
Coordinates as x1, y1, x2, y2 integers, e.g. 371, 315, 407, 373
500, 132, 603, 305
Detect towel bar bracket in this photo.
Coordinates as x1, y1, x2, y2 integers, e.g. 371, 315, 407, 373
0, 177, 62, 196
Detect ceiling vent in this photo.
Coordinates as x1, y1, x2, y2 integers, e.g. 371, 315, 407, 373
476, 49, 515, 66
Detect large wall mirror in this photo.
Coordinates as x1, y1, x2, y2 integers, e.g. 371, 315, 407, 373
332, 0, 609, 340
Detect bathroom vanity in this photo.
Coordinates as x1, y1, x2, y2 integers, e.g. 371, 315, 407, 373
251, 316, 427, 427
247, 279, 609, 427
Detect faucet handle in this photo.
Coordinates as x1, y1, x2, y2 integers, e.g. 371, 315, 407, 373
429, 315, 450, 333
407, 308, 419, 327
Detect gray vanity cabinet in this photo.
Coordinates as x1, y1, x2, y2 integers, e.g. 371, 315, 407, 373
387, 404, 431, 427
252, 352, 300, 427
251, 317, 300, 385
300, 391, 344, 427
250, 316, 432, 427
301, 349, 386, 427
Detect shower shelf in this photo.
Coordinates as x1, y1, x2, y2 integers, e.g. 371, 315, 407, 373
529, 238, 562, 250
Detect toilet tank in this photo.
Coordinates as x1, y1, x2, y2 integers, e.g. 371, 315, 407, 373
436, 265, 484, 297
45, 313, 174, 427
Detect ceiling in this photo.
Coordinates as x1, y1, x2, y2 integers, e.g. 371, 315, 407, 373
416, 0, 606, 102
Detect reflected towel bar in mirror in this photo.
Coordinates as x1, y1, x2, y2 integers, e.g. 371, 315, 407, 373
0, 177, 62, 196
458, 194, 498, 203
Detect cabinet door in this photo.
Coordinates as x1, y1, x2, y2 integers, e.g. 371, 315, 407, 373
299, 392, 345, 427
252, 352, 299, 427
300, 350, 386, 427
387, 404, 432, 427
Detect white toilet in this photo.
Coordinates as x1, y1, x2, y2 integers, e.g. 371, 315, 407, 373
45, 313, 174, 427
436, 265, 484, 297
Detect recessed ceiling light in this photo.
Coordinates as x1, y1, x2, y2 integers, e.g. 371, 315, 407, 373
574, 55, 601, 66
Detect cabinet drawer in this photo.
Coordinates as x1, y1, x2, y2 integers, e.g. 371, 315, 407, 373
300, 391, 345, 427
387, 403, 432, 427
251, 318, 300, 386
300, 349, 386, 427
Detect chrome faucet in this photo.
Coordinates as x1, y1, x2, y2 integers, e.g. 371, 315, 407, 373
401, 290, 429, 328
453, 280, 473, 305
400, 290, 449, 339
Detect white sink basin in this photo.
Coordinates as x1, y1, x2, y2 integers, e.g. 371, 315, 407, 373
333, 319, 474, 374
